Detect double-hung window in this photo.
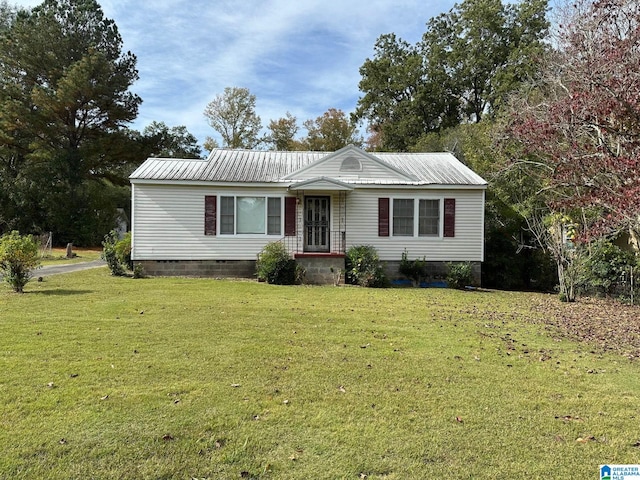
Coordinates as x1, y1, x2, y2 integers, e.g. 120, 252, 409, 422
393, 199, 414, 236
418, 199, 440, 236
219, 196, 282, 235
392, 198, 440, 237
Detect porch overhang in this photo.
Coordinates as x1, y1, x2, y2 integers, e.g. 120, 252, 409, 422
288, 176, 354, 192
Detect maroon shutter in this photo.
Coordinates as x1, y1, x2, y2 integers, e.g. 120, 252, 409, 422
284, 197, 296, 236
444, 198, 455, 237
378, 198, 390, 237
204, 196, 217, 235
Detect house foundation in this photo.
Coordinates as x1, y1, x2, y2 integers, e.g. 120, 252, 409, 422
135, 258, 481, 287
137, 260, 256, 278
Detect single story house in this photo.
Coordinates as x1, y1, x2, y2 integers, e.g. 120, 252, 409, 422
129, 145, 487, 284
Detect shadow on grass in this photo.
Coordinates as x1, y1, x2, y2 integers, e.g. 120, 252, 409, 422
29, 289, 94, 296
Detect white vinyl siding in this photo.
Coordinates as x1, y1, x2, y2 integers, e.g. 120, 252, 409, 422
131, 185, 288, 261
345, 188, 484, 262
131, 184, 484, 263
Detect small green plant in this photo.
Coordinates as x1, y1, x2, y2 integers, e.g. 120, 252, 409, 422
256, 241, 300, 285
132, 263, 145, 279
0, 231, 40, 293
346, 245, 387, 287
399, 250, 427, 286
101, 230, 126, 276
446, 262, 473, 289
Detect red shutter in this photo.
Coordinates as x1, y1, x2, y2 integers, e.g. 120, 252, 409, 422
204, 196, 217, 235
378, 198, 390, 237
444, 198, 455, 237
285, 197, 297, 236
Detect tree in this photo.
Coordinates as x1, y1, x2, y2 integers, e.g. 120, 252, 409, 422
143, 121, 202, 158
203, 87, 262, 149
0, 0, 142, 244
506, 0, 640, 243
265, 112, 299, 151
355, 34, 443, 151
0, 231, 40, 293
354, 0, 549, 151
300, 108, 362, 151
202, 136, 220, 154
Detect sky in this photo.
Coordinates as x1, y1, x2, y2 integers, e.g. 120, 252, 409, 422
11, 0, 460, 148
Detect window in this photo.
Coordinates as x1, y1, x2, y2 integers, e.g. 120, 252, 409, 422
218, 196, 282, 235
237, 197, 265, 234
220, 196, 235, 235
393, 199, 414, 236
340, 156, 362, 172
389, 198, 444, 237
267, 198, 281, 235
419, 199, 439, 236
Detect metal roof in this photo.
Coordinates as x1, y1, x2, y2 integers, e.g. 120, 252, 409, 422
130, 147, 487, 186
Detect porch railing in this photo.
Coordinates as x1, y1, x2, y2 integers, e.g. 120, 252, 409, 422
280, 230, 346, 255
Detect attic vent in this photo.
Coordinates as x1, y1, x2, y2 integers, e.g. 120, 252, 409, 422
340, 156, 362, 172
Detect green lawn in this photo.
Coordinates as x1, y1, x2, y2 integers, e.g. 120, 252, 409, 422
1, 269, 639, 479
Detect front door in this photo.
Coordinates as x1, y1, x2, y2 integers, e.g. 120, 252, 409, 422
304, 196, 330, 252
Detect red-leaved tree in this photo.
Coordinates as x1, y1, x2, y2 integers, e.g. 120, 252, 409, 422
508, 0, 640, 245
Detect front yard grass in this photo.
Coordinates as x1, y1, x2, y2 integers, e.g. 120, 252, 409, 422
1, 269, 639, 479
39, 247, 102, 266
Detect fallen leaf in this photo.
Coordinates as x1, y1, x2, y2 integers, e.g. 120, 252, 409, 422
47, 382, 55, 388
338, 385, 346, 393
162, 434, 174, 441
100, 394, 109, 400
456, 416, 464, 423
59, 438, 67, 445
576, 435, 595, 443
231, 383, 241, 388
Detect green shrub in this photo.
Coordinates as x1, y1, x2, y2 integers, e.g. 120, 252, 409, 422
581, 240, 635, 297
256, 242, 302, 285
101, 230, 126, 276
346, 245, 388, 288
132, 262, 145, 279
115, 232, 132, 270
0, 231, 40, 293
446, 262, 473, 289
399, 250, 426, 286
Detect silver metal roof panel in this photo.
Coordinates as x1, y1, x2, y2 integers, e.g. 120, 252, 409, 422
129, 148, 487, 186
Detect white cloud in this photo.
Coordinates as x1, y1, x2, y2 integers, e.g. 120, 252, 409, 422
10, 0, 458, 146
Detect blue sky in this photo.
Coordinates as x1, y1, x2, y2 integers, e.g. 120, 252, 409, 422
13, 0, 461, 148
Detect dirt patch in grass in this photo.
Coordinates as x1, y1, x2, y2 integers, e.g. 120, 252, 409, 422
528, 295, 640, 359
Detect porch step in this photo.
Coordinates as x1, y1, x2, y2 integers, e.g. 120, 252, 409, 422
295, 255, 346, 285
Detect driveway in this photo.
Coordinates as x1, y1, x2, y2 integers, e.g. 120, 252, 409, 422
36, 259, 107, 277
